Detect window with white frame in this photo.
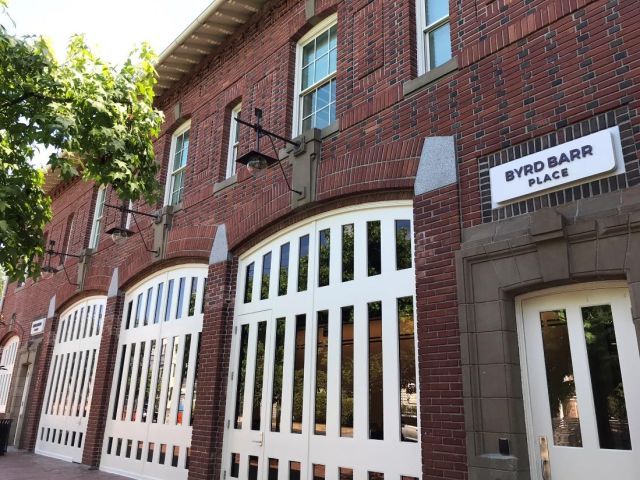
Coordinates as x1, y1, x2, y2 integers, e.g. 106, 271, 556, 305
295, 16, 337, 134
226, 103, 242, 179
417, 0, 452, 73
165, 122, 190, 206
89, 186, 106, 249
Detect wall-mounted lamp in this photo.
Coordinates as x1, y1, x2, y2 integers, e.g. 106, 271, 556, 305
235, 108, 304, 196
104, 203, 159, 254
41, 240, 80, 285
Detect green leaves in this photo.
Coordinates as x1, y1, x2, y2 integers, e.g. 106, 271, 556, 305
0, 6, 164, 281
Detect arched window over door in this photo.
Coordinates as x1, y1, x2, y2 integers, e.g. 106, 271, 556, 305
0, 335, 20, 413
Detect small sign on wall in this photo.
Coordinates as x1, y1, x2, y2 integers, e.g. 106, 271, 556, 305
490, 126, 625, 207
31, 318, 46, 336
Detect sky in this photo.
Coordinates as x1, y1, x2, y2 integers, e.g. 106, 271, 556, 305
5, 0, 213, 166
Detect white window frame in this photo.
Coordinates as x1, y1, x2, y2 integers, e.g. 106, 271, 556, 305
292, 14, 338, 136
88, 186, 106, 249
225, 103, 242, 179
416, 0, 451, 75
164, 120, 191, 206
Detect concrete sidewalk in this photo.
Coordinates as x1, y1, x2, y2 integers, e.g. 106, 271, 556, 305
0, 448, 126, 480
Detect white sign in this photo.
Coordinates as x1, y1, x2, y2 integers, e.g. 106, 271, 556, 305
490, 127, 624, 207
31, 318, 46, 336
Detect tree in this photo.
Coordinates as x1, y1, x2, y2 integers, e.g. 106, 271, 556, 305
0, 0, 163, 281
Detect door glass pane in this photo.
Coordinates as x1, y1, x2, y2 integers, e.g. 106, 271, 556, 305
176, 278, 185, 319
369, 473, 384, 480
318, 229, 330, 287
153, 338, 168, 423
315, 311, 329, 435
342, 224, 354, 282
244, 263, 255, 303
176, 334, 192, 425
261, 253, 272, 300
341, 306, 354, 437
251, 322, 267, 430
291, 314, 307, 433
147, 442, 154, 462
248, 455, 259, 480
290, 461, 301, 480
540, 310, 582, 447
230, 452, 240, 477
165, 279, 174, 322
395, 220, 412, 270
339, 467, 353, 479
271, 318, 286, 432
142, 339, 156, 422
279, 243, 290, 296
367, 221, 381, 276
298, 235, 310, 292
581, 305, 631, 450
369, 301, 384, 439
313, 464, 325, 479
121, 344, 136, 420
131, 341, 146, 421
398, 297, 418, 442
269, 458, 279, 480
234, 325, 250, 428
164, 337, 180, 424
188, 277, 198, 316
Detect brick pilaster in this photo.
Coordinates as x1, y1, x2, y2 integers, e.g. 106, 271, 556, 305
22, 314, 58, 451
188, 257, 237, 480
413, 184, 467, 480
82, 288, 125, 466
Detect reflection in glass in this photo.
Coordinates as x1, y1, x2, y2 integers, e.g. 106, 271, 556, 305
248, 455, 258, 480
159, 443, 166, 464
261, 253, 272, 300
395, 220, 412, 270
116, 438, 122, 456
144, 287, 153, 326
313, 464, 326, 480
318, 229, 330, 287
154, 283, 164, 324
126, 439, 132, 458
278, 243, 290, 296
271, 318, 286, 432
339, 467, 354, 479
292, 315, 307, 433
230, 453, 240, 477
269, 458, 279, 480
342, 224, 354, 282
188, 277, 197, 316
244, 263, 254, 303
153, 338, 168, 423
177, 334, 192, 425
251, 322, 267, 430
165, 279, 174, 322
130, 341, 146, 421
341, 306, 354, 437
121, 344, 136, 420
234, 325, 250, 428
176, 277, 185, 319
298, 235, 310, 292
172, 446, 180, 467
134, 294, 142, 328
142, 340, 156, 422
368, 473, 384, 480
428, 23, 452, 69
147, 442, 154, 462
137, 440, 143, 460
367, 221, 381, 276
581, 305, 631, 450
540, 310, 582, 447
112, 348, 126, 419
164, 337, 180, 424
315, 311, 329, 435
190, 333, 202, 426
369, 301, 384, 439
290, 461, 301, 480
398, 297, 418, 442
125, 301, 133, 329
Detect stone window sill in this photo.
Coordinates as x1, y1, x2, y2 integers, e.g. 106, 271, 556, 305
214, 174, 238, 194
403, 57, 458, 97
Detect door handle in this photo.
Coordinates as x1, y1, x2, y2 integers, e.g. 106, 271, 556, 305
538, 436, 551, 480
251, 432, 263, 447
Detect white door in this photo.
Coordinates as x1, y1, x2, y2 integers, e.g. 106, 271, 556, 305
0, 335, 19, 413
223, 202, 421, 480
518, 285, 640, 480
35, 297, 106, 462
100, 265, 207, 480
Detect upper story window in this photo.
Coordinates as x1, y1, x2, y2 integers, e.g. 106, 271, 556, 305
294, 16, 337, 135
226, 103, 242, 179
165, 121, 191, 206
89, 185, 106, 249
417, 0, 452, 73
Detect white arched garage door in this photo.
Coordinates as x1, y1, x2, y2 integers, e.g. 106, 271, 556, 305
100, 264, 207, 480
222, 201, 421, 480
35, 296, 106, 462
0, 335, 20, 413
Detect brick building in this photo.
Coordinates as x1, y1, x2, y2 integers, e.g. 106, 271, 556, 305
1, 0, 640, 479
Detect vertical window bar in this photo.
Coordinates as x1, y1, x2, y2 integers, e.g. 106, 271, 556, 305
298, 235, 310, 292
271, 318, 286, 432
395, 220, 412, 270
398, 296, 418, 442
176, 334, 192, 425
291, 314, 307, 433
234, 325, 250, 429
368, 301, 384, 439
367, 221, 381, 276
251, 322, 267, 430
315, 311, 329, 435
244, 263, 255, 303
278, 243, 290, 296
261, 252, 272, 300
318, 229, 330, 287
340, 306, 354, 437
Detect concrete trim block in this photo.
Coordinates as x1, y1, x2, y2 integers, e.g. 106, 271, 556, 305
210, 224, 230, 264
47, 295, 56, 319
415, 136, 457, 195
108, 267, 119, 298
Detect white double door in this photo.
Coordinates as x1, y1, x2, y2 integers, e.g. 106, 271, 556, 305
223, 203, 421, 480
519, 285, 640, 480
